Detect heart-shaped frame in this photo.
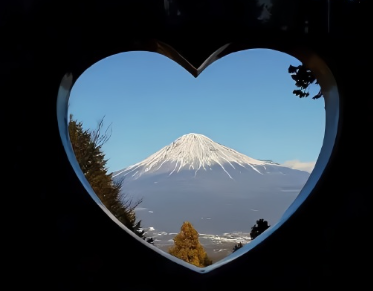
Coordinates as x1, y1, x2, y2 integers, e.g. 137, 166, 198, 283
57, 40, 339, 274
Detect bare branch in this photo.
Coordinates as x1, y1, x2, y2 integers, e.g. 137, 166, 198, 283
90, 116, 113, 148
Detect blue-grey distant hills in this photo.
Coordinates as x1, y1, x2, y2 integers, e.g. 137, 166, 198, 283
112, 133, 309, 235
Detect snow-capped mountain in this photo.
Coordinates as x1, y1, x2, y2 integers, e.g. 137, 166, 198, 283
112, 133, 310, 235
113, 133, 280, 180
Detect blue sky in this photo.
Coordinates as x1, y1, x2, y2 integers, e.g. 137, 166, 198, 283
68, 49, 325, 174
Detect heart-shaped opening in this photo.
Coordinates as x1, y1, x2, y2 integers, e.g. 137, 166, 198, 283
57, 43, 339, 273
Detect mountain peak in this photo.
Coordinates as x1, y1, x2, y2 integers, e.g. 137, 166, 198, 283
176, 133, 211, 142
173, 133, 214, 146
113, 133, 277, 179
182, 133, 205, 137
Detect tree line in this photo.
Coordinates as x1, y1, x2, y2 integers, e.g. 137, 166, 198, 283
68, 114, 154, 244
167, 218, 270, 268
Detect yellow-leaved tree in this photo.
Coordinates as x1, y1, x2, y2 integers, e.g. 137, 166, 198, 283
169, 221, 212, 268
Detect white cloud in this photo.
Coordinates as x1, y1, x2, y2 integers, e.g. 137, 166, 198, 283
281, 160, 316, 173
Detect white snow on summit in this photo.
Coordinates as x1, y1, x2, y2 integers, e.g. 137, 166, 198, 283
113, 133, 277, 179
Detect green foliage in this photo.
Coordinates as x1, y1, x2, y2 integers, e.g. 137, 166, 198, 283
250, 218, 270, 240
231, 218, 271, 253
169, 221, 212, 268
288, 64, 323, 99
68, 114, 148, 239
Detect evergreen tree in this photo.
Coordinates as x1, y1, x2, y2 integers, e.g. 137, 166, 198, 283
288, 64, 323, 100
250, 218, 270, 240
68, 114, 148, 239
169, 221, 212, 268
232, 242, 244, 253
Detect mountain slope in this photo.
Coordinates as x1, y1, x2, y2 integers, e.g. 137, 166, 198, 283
112, 133, 310, 234
113, 133, 280, 180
